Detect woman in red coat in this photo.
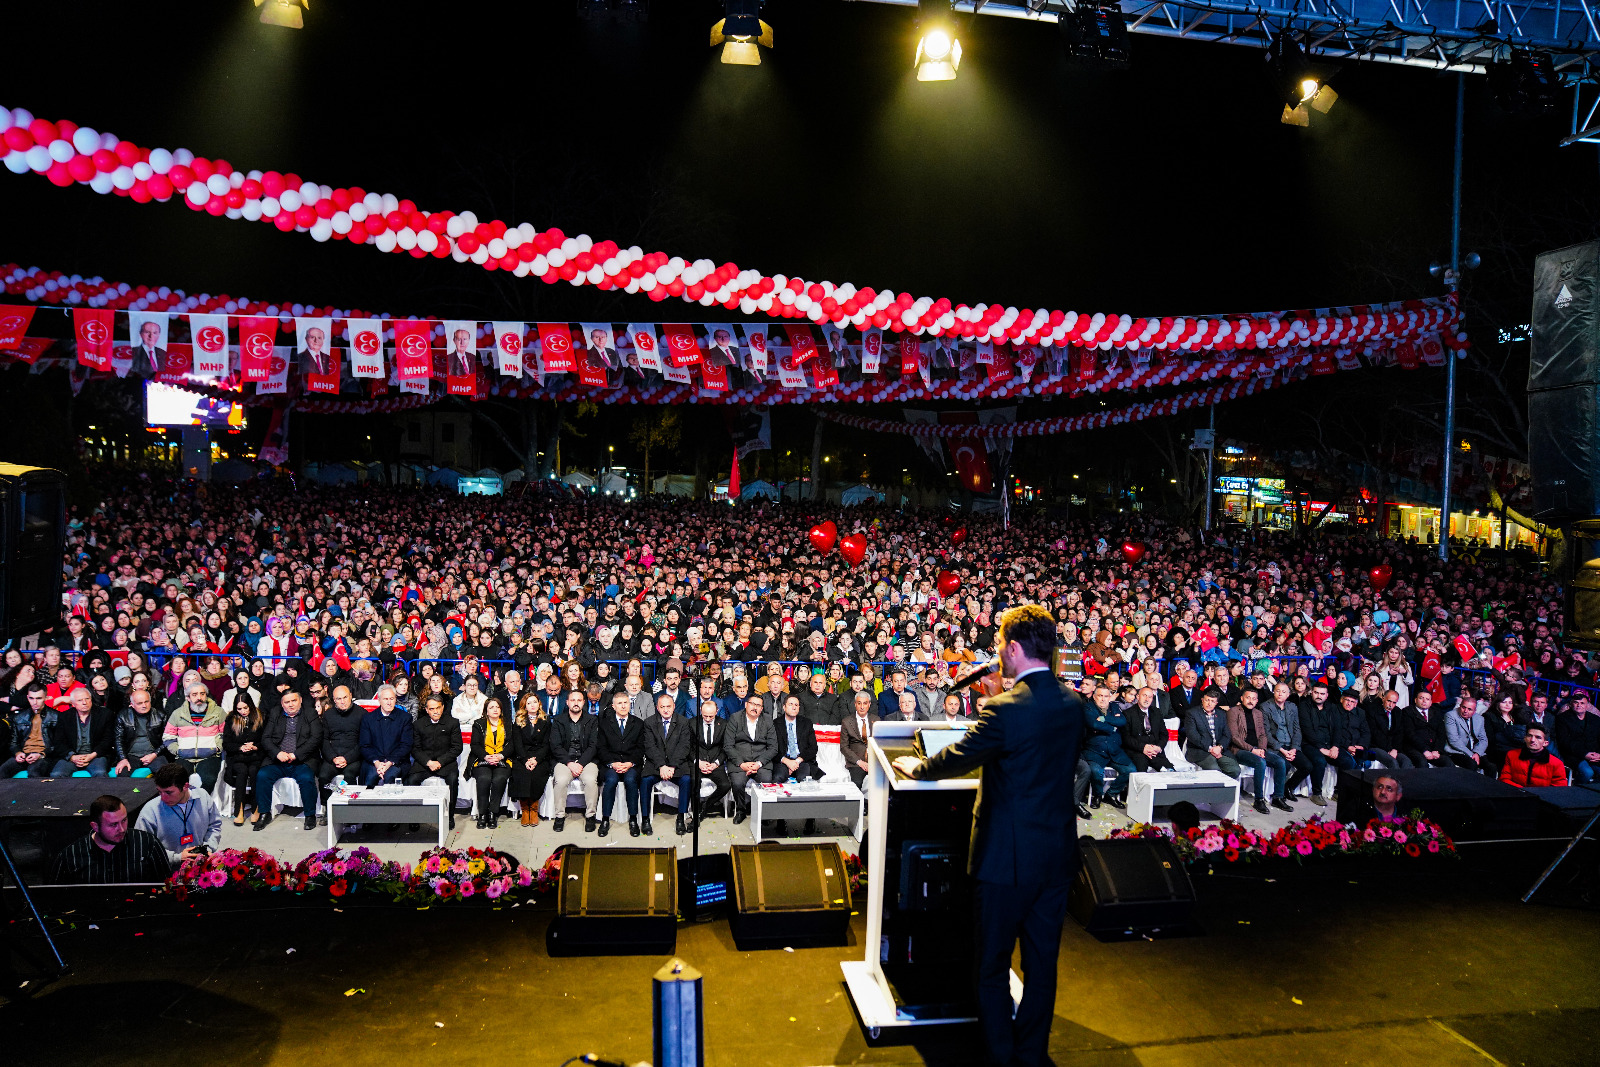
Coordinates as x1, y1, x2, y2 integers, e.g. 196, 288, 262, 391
1499, 725, 1568, 789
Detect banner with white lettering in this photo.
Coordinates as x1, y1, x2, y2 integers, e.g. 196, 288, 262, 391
492, 321, 524, 377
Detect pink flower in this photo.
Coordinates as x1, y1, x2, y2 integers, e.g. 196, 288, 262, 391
452, 859, 470, 876
516, 866, 534, 887
1275, 845, 1291, 858
459, 880, 476, 898
308, 861, 323, 877
1426, 841, 1439, 853
485, 879, 504, 900
1378, 826, 1392, 838
1361, 829, 1376, 842
1225, 834, 1240, 849
425, 857, 441, 874
1295, 841, 1313, 856
1392, 831, 1407, 844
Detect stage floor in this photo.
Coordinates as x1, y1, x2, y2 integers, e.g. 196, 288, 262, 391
3, 839, 1596, 1066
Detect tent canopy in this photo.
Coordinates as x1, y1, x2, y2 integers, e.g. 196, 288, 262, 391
841, 483, 885, 506
563, 471, 596, 488
740, 479, 779, 501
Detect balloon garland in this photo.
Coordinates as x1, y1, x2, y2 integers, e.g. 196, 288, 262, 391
0, 106, 1467, 355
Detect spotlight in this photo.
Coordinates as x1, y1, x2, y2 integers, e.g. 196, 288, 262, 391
1058, 3, 1131, 69
711, 0, 772, 66
1488, 50, 1560, 113
254, 0, 307, 28
576, 0, 648, 21
915, 0, 962, 82
1268, 30, 1337, 125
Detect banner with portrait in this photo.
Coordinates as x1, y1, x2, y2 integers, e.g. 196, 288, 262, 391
120, 310, 169, 379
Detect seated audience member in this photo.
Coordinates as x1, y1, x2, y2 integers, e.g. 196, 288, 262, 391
219, 690, 265, 825
549, 688, 601, 833
1368, 774, 1406, 823
1364, 689, 1413, 769
508, 691, 553, 828
1444, 695, 1494, 776
1555, 694, 1600, 784
163, 680, 226, 790
642, 691, 693, 835
135, 760, 223, 865
358, 683, 413, 786
114, 686, 168, 778
3, 684, 56, 777
724, 695, 779, 824
1229, 687, 1292, 813
1081, 684, 1132, 809
50, 794, 171, 884
691, 698, 732, 824
1499, 724, 1567, 788
317, 684, 366, 815
840, 690, 874, 790
876, 667, 911, 719
404, 693, 465, 829
1296, 681, 1342, 804
1402, 691, 1453, 770
1332, 687, 1395, 770
773, 693, 822, 783
1121, 686, 1173, 773
49, 687, 116, 778
1519, 693, 1561, 758
468, 697, 514, 829
255, 690, 323, 831
1181, 688, 1240, 779
597, 690, 646, 837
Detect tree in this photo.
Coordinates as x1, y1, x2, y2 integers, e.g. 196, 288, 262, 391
628, 407, 680, 494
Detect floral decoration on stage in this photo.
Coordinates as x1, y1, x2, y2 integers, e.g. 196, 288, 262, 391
163, 844, 539, 903
1106, 810, 1456, 865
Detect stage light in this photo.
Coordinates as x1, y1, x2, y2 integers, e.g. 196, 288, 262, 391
1489, 50, 1560, 113
1058, 3, 1131, 69
254, 0, 307, 29
711, 0, 772, 66
1268, 30, 1337, 125
915, 0, 962, 81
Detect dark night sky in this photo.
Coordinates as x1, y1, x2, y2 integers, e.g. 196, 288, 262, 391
1, 1, 1593, 476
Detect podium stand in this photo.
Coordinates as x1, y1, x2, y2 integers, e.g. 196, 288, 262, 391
840, 721, 1022, 1039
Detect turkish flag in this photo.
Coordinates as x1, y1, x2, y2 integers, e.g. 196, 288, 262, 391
537, 322, 576, 372
942, 411, 993, 494
661, 323, 702, 368
393, 320, 433, 379
784, 324, 819, 364
0, 304, 37, 350
238, 316, 279, 381
74, 309, 115, 371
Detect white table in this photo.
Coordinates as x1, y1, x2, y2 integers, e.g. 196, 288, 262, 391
1126, 769, 1240, 824
748, 780, 864, 843
327, 784, 448, 847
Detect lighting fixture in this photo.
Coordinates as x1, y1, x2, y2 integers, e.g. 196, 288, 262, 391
915, 0, 962, 82
1058, 3, 1131, 69
1488, 49, 1560, 113
255, 0, 307, 29
711, 0, 772, 66
1268, 30, 1337, 125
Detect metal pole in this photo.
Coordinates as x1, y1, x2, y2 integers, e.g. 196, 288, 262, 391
1439, 72, 1465, 562
1203, 405, 1216, 531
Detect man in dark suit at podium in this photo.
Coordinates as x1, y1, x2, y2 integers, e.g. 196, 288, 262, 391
894, 603, 1085, 1067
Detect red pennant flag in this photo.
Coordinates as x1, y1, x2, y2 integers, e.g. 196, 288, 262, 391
155, 343, 194, 383
661, 323, 702, 368
307, 367, 341, 394
238, 316, 279, 381
5, 337, 51, 365
729, 450, 741, 499
74, 309, 115, 371
1453, 635, 1476, 663
810, 355, 838, 389
446, 362, 476, 396
537, 322, 576, 372
700, 360, 729, 391
900, 337, 920, 376
784, 324, 819, 364
0, 305, 38, 350
393, 319, 432, 379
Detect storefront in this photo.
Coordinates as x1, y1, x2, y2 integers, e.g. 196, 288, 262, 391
1382, 504, 1540, 548
1214, 477, 1351, 528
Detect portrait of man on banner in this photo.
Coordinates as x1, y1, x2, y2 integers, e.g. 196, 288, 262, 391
444, 320, 478, 379
737, 323, 769, 381
822, 326, 858, 383
296, 317, 336, 378
580, 322, 622, 388
124, 312, 169, 379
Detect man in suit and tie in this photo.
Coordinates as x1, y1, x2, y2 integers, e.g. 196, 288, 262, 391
691, 698, 731, 824
1122, 685, 1173, 773
537, 674, 567, 720
586, 326, 623, 388
888, 691, 928, 722
1169, 667, 1203, 717
1182, 688, 1240, 778
723, 695, 779, 825
840, 689, 874, 790
448, 328, 477, 378
298, 326, 335, 377
642, 692, 694, 835
704, 328, 738, 368
893, 604, 1084, 1067
597, 691, 647, 837
773, 694, 822, 782
129, 319, 167, 378
1402, 690, 1453, 769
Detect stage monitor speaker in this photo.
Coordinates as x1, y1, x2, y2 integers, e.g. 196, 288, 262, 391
1529, 242, 1600, 521
546, 846, 677, 956
728, 842, 853, 950
1069, 838, 1197, 941
0, 464, 66, 642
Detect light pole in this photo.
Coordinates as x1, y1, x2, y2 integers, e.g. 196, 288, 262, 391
1438, 72, 1465, 561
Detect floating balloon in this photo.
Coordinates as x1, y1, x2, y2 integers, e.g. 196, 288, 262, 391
839, 532, 867, 566
936, 570, 961, 597
1368, 564, 1392, 592
950, 526, 968, 546
1120, 541, 1146, 565
808, 520, 837, 554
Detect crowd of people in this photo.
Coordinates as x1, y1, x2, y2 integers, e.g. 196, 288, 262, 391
3, 472, 1597, 880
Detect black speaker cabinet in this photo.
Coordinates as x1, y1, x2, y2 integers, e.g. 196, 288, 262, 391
729, 842, 853, 950
1069, 838, 1198, 941
0, 464, 66, 641
546, 846, 677, 956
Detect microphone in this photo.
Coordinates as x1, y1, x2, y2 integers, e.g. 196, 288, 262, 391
948, 661, 999, 692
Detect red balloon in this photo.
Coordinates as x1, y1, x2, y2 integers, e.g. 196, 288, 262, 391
950, 526, 968, 546
1120, 541, 1147, 565
936, 570, 961, 597
1368, 564, 1392, 592
839, 532, 867, 567
808, 520, 837, 554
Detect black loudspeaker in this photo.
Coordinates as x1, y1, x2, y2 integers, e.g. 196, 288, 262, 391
1068, 838, 1197, 941
1529, 242, 1600, 522
546, 846, 677, 956
0, 465, 66, 641
728, 842, 853, 950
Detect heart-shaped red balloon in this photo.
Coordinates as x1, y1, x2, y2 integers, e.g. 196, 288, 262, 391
1120, 541, 1146, 565
1368, 564, 1392, 591
808, 521, 837, 555
839, 532, 867, 566
936, 570, 961, 597
941, 514, 957, 527
950, 526, 968, 546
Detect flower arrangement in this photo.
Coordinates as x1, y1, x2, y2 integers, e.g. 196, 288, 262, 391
842, 852, 864, 895
406, 845, 535, 903
290, 846, 409, 897
168, 846, 287, 900
1106, 809, 1455, 866
165, 845, 539, 903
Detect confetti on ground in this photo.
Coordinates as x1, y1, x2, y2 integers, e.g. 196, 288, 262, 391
87, 924, 98, 930
434, 1022, 445, 1028
1291, 997, 1303, 1005
286, 948, 296, 954
344, 988, 366, 997
784, 946, 795, 953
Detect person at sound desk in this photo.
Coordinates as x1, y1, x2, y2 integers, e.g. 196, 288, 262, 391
893, 604, 1085, 1067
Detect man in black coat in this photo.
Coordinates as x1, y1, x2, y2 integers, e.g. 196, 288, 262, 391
689, 697, 732, 823
893, 604, 1083, 1067
316, 684, 366, 823
772, 693, 822, 782
1403, 691, 1453, 768
1121, 685, 1172, 772
404, 692, 464, 828
255, 691, 324, 830
723, 694, 780, 824
47, 688, 118, 777
796, 671, 840, 726
549, 689, 600, 832
641, 691, 694, 835
1181, 689, 1240, 779
597, 690, 647, 837
1365, 689, 1414, 769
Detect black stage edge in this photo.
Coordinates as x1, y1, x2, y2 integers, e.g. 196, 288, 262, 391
1334, 767, 1540, 839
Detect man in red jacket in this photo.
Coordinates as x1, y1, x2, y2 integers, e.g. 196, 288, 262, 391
1499, 725, 1568, 789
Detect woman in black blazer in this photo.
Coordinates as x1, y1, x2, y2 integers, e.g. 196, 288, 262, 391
468, 697, 513, 829
221, 692, 266, 825
508, 692, 553, 827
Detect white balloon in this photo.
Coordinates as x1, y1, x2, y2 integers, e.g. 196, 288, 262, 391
47, 139, 74, 163
185, 183, 208, 207
457, 209, 477, 228
278, 188, 302, 212
379, 193, 398, 215
132, 161, 152, 181
486, 238, 506, 259
310, 219, 333, 243
89, 172, 114, 194
111, 166, 135, 190
348, 202, 368, 222
416, 229, 437, 252
8, 108, 33, 130
172, 147, 193, 165
25, 145, 51, 172
531, 255, 548, 275
362, 191, 383, 213
148, 148, 173, 173
299, 181, 320, 204
0, 110, 11, 134
241, 200, 263, 222
206, 173, 229, 196
587, 266, 605, 285
396, 228, 417, 250
71, 127, 99, 155
375, 231, 398, 253
331, 211, 352, 235
3, 152, 28, 175
260, 196, 281, 217
546, 249, 567, 268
